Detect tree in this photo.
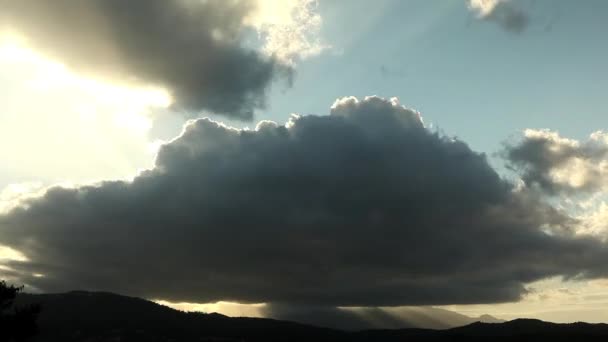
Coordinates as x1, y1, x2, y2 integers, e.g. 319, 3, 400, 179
0, 281, 40, 342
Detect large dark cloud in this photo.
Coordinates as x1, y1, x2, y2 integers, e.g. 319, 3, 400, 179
0, 0, 288, 119
504, 129, 608, 195
2, 97, 608, 307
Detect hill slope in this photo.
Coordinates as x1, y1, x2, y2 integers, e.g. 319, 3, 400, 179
15, 291, 608, 342
17, 291, 342, 341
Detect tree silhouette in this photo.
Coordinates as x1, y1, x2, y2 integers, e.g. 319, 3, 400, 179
0, 280, 40, 342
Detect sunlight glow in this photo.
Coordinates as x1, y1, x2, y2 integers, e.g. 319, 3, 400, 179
0, 182, 45, 214
440, 277, 608, 323
577, 199, 608, 238
155, 300, 266, 318
468, 0, 504, 18
0, 38, 171, 136
0, 35, 171, 186
0, 245, 28, 262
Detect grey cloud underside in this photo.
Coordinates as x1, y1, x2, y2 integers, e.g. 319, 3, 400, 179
504, 132, 608, 195
481, 2, 529, 34
2, 97, 608, 306
0, 0, 288, 119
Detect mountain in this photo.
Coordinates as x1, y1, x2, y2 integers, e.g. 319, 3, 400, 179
264, 305, 504, 331
16, 291, 342, 342
14, 291, 608, 342
477, 313, 505, 323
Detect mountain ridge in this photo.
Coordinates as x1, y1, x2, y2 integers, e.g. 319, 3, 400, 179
14, 291, 608, 341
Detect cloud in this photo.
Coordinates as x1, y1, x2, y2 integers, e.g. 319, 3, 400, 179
467, 0, 529, 34
2, 97, 608, 307
504, 129, 608, 195
578, 201, 608, 238
0, 182, 45, 215
246, 0, 329, 64
0, 0, 292, 120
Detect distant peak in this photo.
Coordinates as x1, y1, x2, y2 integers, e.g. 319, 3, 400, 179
477, 314, 505, 323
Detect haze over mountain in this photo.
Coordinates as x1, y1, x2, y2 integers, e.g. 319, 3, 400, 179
261, 303, 504, 331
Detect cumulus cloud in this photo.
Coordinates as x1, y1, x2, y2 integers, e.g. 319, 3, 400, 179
0, 0, 293, 119
504, 129, 608, 195
467, 0, 529, 33
2, 97, 608, 307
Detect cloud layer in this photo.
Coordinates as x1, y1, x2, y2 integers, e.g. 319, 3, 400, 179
0, 0, 289, 119
2, 97, 608, 307
505, 129, 608, 195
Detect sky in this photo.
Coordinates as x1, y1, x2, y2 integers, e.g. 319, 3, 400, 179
1, 0, 608, 329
